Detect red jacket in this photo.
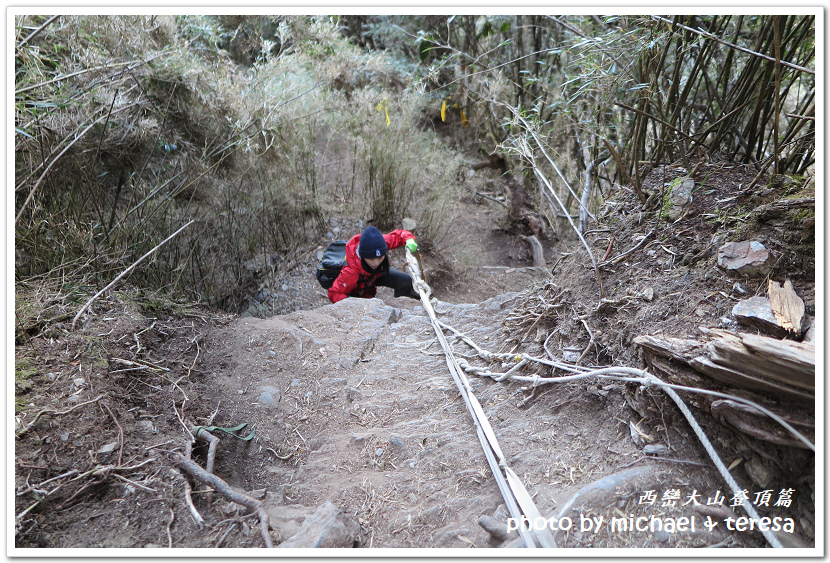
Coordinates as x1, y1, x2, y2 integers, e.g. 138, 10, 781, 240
327, 229, 414, 303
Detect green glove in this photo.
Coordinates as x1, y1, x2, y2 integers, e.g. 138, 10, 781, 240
405, 239, 418, 253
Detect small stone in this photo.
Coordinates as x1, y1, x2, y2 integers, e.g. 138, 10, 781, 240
732, 297, 788, 337
643, 444, 668, 455
97, 441, 118, 454
745, 456, 775, 488
562, 347, 581, 363
60, 433, 70, 442
494, 505, 510, 522
73, 378, 87, 388
376, 448, 384, 457
248, 488, 267, 500
402, 217, 417, 232
717, 241, 771, 277
478, 514, 509, 541
653, 528, 672, 542
136, 420, 156, 434
664, 177, 694, 221
803, 316, 816, 343
257, 386, 280, 406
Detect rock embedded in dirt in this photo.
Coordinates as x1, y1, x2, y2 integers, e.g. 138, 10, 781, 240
664, 177, 695, 221
277, 501, 360, 548
256, 386, 280, 407
97, 441, 118, 454
477, 514, 509, 541
803, 316, 816, 343
731, 296, 789, 337
643, 443, 668, 455
716, 240, 771, 277
136, 420, 156, 435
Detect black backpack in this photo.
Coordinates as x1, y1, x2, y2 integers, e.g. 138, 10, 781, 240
315, 240, 348, 289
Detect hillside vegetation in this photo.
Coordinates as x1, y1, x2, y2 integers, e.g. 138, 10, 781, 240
14, 14, 816, 551
15, 14, 815, 327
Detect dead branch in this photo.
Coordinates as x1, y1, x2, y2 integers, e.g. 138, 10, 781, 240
71, 220, 194, 329
102, 402, 125, 467
16, 15, 61, 50
171, 453, 273, 548
16, 469, 79, 496
216, 522, 238, 548
598, 230, 655, 267
171, 467, 204, 526
166, 506, 175, 548
15, 102, 144, 223
650, 15, 814, 75
16, 395, 104, 437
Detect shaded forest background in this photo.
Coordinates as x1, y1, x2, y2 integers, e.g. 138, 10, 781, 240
14, 14, 816, 333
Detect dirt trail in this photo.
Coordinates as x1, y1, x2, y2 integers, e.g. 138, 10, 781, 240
199, 292, 720, 548
14, 161, 815, 551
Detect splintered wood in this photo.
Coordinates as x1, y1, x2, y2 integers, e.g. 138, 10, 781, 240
768, 279, 806, 335
634, 329, 814, 403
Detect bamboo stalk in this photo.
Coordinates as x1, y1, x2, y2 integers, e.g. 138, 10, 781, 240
15, 101, 144, 223
71, 220, 194, 329
650, 15, 814, 75
16, 15, 61, 50
773, 16, 782, 175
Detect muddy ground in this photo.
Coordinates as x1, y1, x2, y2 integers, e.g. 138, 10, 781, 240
13, 160, 816, 552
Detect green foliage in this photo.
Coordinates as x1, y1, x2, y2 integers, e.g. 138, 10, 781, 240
14, 13, 464, 317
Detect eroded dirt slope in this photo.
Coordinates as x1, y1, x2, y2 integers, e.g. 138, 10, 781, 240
14, 160, 816, 551
197, 293, 727, 548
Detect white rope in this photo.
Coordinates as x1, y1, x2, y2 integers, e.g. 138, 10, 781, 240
406, 250, 556, 548
419, 300, 814, 549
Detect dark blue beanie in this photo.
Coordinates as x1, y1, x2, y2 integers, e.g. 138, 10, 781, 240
358, 226, 387, 258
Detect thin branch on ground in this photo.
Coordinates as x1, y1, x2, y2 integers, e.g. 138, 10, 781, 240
171, 453, 273, 548
16, 395, 104, 437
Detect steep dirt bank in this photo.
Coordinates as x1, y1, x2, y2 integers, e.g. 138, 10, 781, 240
14, 161, 816, 551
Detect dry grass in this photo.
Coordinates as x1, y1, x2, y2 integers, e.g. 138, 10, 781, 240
14, 14, 465, 331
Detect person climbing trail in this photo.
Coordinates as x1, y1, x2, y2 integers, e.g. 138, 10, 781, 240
326, 225, 419, 304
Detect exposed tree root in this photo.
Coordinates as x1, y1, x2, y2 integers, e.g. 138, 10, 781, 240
171, 453, 273, 548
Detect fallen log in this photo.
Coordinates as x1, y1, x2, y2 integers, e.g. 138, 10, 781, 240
711, 399, 814, 449
634, 328, 814, 403
700, 328, 814, 392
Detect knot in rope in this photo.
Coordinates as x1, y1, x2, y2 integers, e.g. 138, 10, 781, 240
414, 280, 432, 298
639, 370, 659, 388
